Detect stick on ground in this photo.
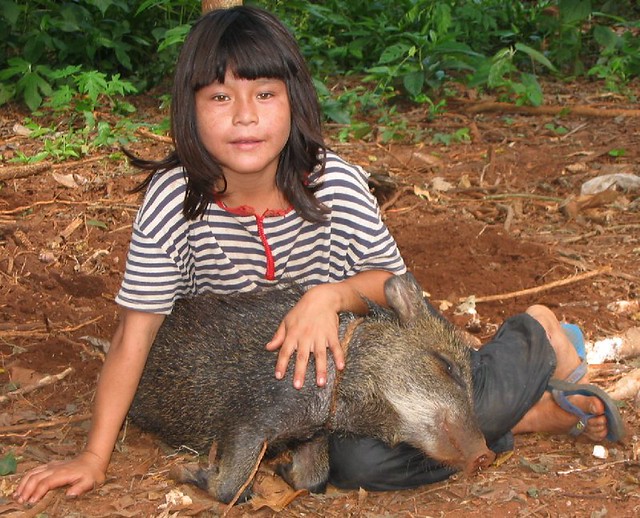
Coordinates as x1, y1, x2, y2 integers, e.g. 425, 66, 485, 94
468, 267, 611, 304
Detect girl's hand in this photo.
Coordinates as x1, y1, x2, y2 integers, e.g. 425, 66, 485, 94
266, 284, 346, 389
14, 451, 107, 504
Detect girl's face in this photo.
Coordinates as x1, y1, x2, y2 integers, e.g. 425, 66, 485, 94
195, 72, 291, 182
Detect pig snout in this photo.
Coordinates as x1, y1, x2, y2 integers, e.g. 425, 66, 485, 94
442, 411, 495, 475
462, 446, 495, 475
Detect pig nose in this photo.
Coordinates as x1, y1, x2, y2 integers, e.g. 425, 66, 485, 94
464, 448, 496, 474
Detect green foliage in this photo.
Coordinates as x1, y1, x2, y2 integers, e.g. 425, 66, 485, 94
0, 0, 201, 108
258, 0, 639, 140
432, 127, 471, 146
1, 0, 639, 148
608, 148, 627, 157
0, 451, 17, 476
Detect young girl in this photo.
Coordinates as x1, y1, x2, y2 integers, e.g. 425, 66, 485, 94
15, 5, 405, 503
15, 5, 621, 504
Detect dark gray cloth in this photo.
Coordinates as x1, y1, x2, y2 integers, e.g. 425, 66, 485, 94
329, 313, 557, 491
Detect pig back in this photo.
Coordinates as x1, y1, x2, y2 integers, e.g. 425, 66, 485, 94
129, 284, 338, 453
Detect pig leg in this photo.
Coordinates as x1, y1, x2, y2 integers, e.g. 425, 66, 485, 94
204, 434, 267, 504
276, 433, 329, 493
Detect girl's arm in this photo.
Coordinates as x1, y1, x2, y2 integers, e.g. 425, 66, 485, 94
266, 269, 394, 389
14, 309, 165, 504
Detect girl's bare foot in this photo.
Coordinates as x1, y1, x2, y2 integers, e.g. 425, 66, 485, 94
513, 389, 608, 441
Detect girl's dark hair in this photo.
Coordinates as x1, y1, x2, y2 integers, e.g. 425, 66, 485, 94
128, 6, 327, 222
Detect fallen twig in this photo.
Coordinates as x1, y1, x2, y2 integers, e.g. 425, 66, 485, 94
0, 331, 50, 339
0, 367, 74, 405
557, 459, 637, 475
137, 127, 173, 144
0, 198, 139, 216
60, 315, 104, 333
467, 266, 611, 304
0, 163, 51, 182
462, 101, 640, 118
0, 155, 110, 183
0, 413, 91, 435
4, 491, 57, 518
380, 185, 413, 212
484, 193, 564, 203
223, 440, 268, 515
0, 316, 104, 340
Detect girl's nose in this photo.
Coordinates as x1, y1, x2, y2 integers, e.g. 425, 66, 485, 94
232, 98, 258, 125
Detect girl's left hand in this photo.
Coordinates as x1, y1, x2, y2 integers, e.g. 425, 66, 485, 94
265, 284, 345, 389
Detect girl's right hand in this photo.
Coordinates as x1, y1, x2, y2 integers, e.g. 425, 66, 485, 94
14, 450, 107, 504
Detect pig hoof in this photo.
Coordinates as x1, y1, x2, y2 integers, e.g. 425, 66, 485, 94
170, 463, 220, 493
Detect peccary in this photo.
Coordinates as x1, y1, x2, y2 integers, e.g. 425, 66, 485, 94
129, 273, 494, 503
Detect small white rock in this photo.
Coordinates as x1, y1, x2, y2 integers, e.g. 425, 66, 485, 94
592, 444, 608, 459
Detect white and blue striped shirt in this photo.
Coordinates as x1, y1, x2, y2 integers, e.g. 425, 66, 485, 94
116, 151, 406, 314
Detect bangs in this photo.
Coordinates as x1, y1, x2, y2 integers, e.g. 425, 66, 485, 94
190, 11, 295, 89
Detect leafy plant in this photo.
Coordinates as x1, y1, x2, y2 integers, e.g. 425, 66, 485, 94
0, 0, 201, 108
432, 127, 471, 146
2, 0, 639, 148
0, 451, 17, 476
544, 123, 569, 135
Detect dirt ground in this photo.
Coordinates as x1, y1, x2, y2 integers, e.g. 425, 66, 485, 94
1, 79, 639, 517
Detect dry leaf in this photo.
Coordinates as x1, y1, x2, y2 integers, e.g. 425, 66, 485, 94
566, 162, 588, 172
413, 184, 431, 200
52, 172, 80, 189
431, 177, 454, 192
250, 470, 308, 512
7, 364, 40, 385
12, 123, 32, 137
413, 151, 442, 167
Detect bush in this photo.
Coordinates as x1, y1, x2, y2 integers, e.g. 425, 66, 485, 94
0, 0, 201, 109
1, 0, 638, 118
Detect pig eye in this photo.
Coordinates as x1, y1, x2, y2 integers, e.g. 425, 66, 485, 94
434, 352, 464, 387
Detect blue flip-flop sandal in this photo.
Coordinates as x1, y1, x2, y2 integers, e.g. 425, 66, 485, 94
560, 322, 588, 383
548, 378, 626, 442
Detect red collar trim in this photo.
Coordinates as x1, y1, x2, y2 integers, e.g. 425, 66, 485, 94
215, 199, 292, 218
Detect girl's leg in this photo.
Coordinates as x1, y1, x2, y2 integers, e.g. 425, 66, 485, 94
512, 305, 608, 441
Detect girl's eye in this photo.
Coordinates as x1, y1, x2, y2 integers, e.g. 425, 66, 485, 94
257, 92, 274, 100
211, 94, 229, 102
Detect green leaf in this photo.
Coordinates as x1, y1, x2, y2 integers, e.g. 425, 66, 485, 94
157, 24, 191, 52
515, 43, 557, 72
0, 0, 20, 27
87, 219, 108, 230
559, 0, 592, 25
75, 70, 108, 105
45, 85, 74, 111
0, 82, 16, 106
87, 0, 115, 17
403, 70, 424, 98
0, 57, 30, 81
0, 451, 17, 476
593, 25, 618, 53
48, 65, 83, 80
19, 72, 53, 111
135, 0, 170, 16
379, 43, 411, 65
519, 72, 543, 106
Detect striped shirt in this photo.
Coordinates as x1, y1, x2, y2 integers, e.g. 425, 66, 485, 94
116, 151, 406, 314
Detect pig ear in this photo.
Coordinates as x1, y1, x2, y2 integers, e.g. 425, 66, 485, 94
384, 272, 425, 325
